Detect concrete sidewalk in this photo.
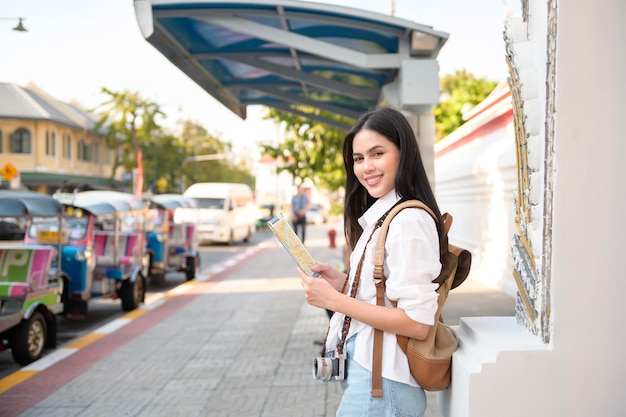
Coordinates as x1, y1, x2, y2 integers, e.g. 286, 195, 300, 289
0, 224, 514, 417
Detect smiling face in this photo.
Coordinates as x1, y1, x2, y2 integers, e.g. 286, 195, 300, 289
352, 128, 400, 199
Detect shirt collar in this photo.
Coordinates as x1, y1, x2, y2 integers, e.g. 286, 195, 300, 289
358, 190, 400, 230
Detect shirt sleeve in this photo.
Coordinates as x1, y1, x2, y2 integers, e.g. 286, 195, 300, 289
383, 208, 441, 326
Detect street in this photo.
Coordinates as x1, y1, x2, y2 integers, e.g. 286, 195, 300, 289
0, 228, 274, 380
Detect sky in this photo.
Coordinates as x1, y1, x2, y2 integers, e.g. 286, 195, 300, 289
0, 0, 520, 153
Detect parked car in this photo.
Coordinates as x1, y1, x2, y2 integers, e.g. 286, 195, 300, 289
256, 203, 287, 228
306, 204, 327, 225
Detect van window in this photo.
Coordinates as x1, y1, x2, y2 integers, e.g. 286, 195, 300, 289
195, 198, 225, 209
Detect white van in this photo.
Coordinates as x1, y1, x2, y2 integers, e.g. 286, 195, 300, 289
183, 182, 257, 244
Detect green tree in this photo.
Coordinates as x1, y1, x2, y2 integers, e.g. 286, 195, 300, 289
433, 70, 498, 141
177, 119, 255, 189
141, 133, 187, 193
260, 107, 348, 192
260, 70, 496, 192
92, 88, 165, 181
178, 119, 228, 186
92, 90, 255, 193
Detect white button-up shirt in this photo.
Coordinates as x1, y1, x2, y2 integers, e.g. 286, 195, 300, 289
325, 190, 441, 386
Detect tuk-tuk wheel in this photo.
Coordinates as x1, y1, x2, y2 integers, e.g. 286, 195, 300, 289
11, 311, 47, 365
121, 275, 144, 311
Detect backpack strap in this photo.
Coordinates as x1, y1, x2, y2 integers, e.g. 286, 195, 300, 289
322, 205, 395, 359
371, 200, 439, 397
373, 200, 436, 283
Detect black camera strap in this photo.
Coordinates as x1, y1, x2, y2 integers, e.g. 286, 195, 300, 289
322, 205, 397, 357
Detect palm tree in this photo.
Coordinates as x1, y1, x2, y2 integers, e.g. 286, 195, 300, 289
93, 88, 165, 182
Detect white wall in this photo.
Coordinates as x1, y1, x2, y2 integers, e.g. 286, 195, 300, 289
435, 89, 517, 297
440, 1, 626, 415
549, 0, 626, 413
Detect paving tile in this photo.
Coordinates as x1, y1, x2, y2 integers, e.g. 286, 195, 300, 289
5, 226, 513, 417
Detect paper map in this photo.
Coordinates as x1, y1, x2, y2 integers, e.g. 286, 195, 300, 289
267, 214, 319, 277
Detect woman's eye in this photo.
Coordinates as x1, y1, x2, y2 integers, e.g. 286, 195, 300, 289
353, 156, 363, 162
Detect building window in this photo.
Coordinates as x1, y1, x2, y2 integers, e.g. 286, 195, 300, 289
62, 134, 72, 159
93, 142, 100, 163
10, 128, 31, 154
46, 130, 57, 156
0, 131, 3, 153
77, 139, 92, 162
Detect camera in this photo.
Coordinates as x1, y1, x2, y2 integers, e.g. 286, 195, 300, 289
312, 350, 346, 381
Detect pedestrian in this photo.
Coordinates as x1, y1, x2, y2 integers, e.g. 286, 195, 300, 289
291, 184, 310, 244
298, 107, 445, 416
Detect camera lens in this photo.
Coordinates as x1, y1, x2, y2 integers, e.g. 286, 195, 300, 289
313, 357, 326, 379
313, 356, 340, 381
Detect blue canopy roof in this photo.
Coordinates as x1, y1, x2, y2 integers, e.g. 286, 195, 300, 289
0, 190, 63, 217
57, 191, 145, 216
134, 0, 448, 129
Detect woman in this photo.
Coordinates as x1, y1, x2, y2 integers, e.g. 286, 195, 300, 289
299, 107, 446, 416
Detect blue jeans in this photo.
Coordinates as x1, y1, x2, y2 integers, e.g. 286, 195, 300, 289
336, 336, 427, 417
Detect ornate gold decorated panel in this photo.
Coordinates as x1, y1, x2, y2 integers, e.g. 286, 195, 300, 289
504, 4, 555, 342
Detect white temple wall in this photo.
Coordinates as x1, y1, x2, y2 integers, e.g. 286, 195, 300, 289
435, 90, 517, 297
438, 0, 626, 415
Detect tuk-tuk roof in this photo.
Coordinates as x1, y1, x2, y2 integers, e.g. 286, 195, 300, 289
62, 191, 145, 216
151, 194, 198, 210
0, 190, 62, 217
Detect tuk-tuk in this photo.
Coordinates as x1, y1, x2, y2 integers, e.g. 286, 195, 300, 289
0, 190, 64, 365
147, 194, 199, 282
29, 191, 149, 319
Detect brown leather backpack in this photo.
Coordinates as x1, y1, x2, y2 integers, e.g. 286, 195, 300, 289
371, 200, 471, 397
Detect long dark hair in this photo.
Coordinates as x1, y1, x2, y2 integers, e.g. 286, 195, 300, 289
342, 107, 445, 251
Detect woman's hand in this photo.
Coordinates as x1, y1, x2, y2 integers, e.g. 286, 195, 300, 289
298, 264, 346, 311
310, 262, 347, 291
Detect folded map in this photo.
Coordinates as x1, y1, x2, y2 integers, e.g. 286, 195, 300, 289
266, 213, 320, 277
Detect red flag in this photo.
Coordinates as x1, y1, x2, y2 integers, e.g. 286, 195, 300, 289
134, 151, 143, 199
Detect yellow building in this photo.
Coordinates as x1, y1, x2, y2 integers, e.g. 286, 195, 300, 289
0, 82, 124, 194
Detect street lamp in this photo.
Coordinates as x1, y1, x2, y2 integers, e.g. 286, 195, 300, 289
1, 17, 28, 32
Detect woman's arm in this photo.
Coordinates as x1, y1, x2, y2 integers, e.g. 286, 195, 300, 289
338, 296, 432, 340
299, 269, 431, 340
300, 209, 440, 340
